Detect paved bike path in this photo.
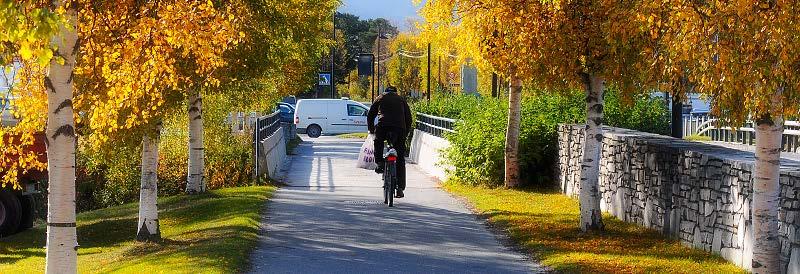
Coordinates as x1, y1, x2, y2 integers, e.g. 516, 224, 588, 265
248, 136, 538, 274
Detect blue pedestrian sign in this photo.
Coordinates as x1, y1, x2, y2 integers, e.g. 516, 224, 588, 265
318, 73, 332, 86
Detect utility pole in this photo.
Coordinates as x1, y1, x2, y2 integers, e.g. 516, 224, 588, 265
371, 58, 376, 101
331, 12, 336, 98
427, 43, 431, 102
376, 26, 382, 93
491, 72, 498, 98
438, 55, 441, 93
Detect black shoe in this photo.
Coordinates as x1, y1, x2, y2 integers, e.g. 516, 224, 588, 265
395, 189, 404, 198
374, 166, 384, 174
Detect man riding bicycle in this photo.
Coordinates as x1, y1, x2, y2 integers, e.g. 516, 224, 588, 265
368, 86, 412, 198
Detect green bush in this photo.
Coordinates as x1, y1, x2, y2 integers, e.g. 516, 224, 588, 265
436, 89, 668, 188
411, 92, 482, 119
75, 141, 141, 211
74, 92, 260, 211
605, 92, 670, 135
158, 92, 256, 193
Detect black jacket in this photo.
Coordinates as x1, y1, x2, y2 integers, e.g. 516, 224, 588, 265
367, 92, 412, 132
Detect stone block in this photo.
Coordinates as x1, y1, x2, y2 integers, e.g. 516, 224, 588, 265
693, 225, 705, 249
701, 188, 711, 200
741, 222, 754, 271
704, 201, 716, 216
721, 230, 734, 248
669, 208, 681, 235
740, 171, 751, 183
719, 247, 741, 266
789, 247, 800, 274
712, 227, 723, 251
787, 211, 797, 226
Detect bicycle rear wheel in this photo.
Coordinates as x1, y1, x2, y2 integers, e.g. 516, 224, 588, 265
387, 162, 396, 207
383, 167, 389, 204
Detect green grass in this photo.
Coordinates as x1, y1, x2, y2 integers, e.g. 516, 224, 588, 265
443, 182, 745, 273
685, 134, 713, 141
0, 186, 276, 274
336, 132, 369, 139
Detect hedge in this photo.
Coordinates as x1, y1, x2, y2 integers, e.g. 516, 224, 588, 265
414, 89, 669, 187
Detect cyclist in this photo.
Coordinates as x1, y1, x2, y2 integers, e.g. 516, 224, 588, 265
367, 86, 412, 198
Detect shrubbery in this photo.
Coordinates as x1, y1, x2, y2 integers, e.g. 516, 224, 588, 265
74, 93, 258, 211
411, 92, 482, 118
419, 89, 668, 188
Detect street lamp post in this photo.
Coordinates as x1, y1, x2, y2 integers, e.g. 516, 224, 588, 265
427, 43, 431, 102
375, 26, 390, 94
331, 12, 336, 98
377, 26, 382, 93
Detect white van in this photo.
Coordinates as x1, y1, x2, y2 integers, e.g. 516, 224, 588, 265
295, 98, 369, 138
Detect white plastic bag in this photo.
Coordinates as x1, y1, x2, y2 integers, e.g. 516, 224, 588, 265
356, 134, 378, 170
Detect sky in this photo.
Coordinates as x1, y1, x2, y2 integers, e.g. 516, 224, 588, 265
339, 0, 423, 30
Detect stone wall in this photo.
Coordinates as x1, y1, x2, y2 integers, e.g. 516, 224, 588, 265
557, 124, 800, 272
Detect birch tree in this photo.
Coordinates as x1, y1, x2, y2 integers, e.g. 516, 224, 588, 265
74, 0, 242, 239
137, 123, 161, 241
45, 1, 78, 272
186, 90, 204, 193
418, 0, 538, 188
175, 2, 241, 195
504, 76, 522, 186
420, 0, 650, 230
645, 1, 800, 271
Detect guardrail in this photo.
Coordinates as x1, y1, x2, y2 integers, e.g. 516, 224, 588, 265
683, 115, 800, 153
253, 111, 281, 178
415, 112, 457, 138
254, 111, 281, 142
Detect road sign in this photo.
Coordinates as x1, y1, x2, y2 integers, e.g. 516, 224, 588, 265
357, 54, 374, 76
318, 73, 332, 86
461, 65, 478, 95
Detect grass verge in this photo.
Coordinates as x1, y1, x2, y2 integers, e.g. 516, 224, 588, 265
336, 132, 368, 139
443, 182, 745, 273
685, 134, 713, 142
0, 186, 276, 274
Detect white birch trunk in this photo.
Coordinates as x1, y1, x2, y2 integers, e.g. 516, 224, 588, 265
504, 75, 522, 188
137, 126, 161, 242
186, 90, 205, 194
44, 4, 78, 273
579, 74, 605, 232
751, 91, 783, 273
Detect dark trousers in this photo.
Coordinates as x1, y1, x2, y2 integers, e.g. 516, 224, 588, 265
373, 126, 407, 190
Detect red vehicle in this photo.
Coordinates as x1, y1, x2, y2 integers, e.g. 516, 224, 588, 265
1, 101, 45, 237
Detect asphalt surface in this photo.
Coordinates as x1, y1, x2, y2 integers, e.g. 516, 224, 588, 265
248, 136, 538, 274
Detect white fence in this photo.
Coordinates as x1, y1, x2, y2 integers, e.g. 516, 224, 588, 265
410, 113, 456, 181
252, 111, 287, 179
415, 112, 456, 138
683, 115, 800, 153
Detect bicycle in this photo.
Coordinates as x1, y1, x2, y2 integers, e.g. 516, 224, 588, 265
382, 137, 398, 207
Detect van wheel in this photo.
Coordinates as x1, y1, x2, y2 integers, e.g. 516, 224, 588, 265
307, 124, 322, 138
0, 190, 22, 237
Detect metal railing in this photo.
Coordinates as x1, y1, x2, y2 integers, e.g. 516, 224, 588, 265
683, 115, 800, 153
415, 112, 457, 138
253, 111, 281, 178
